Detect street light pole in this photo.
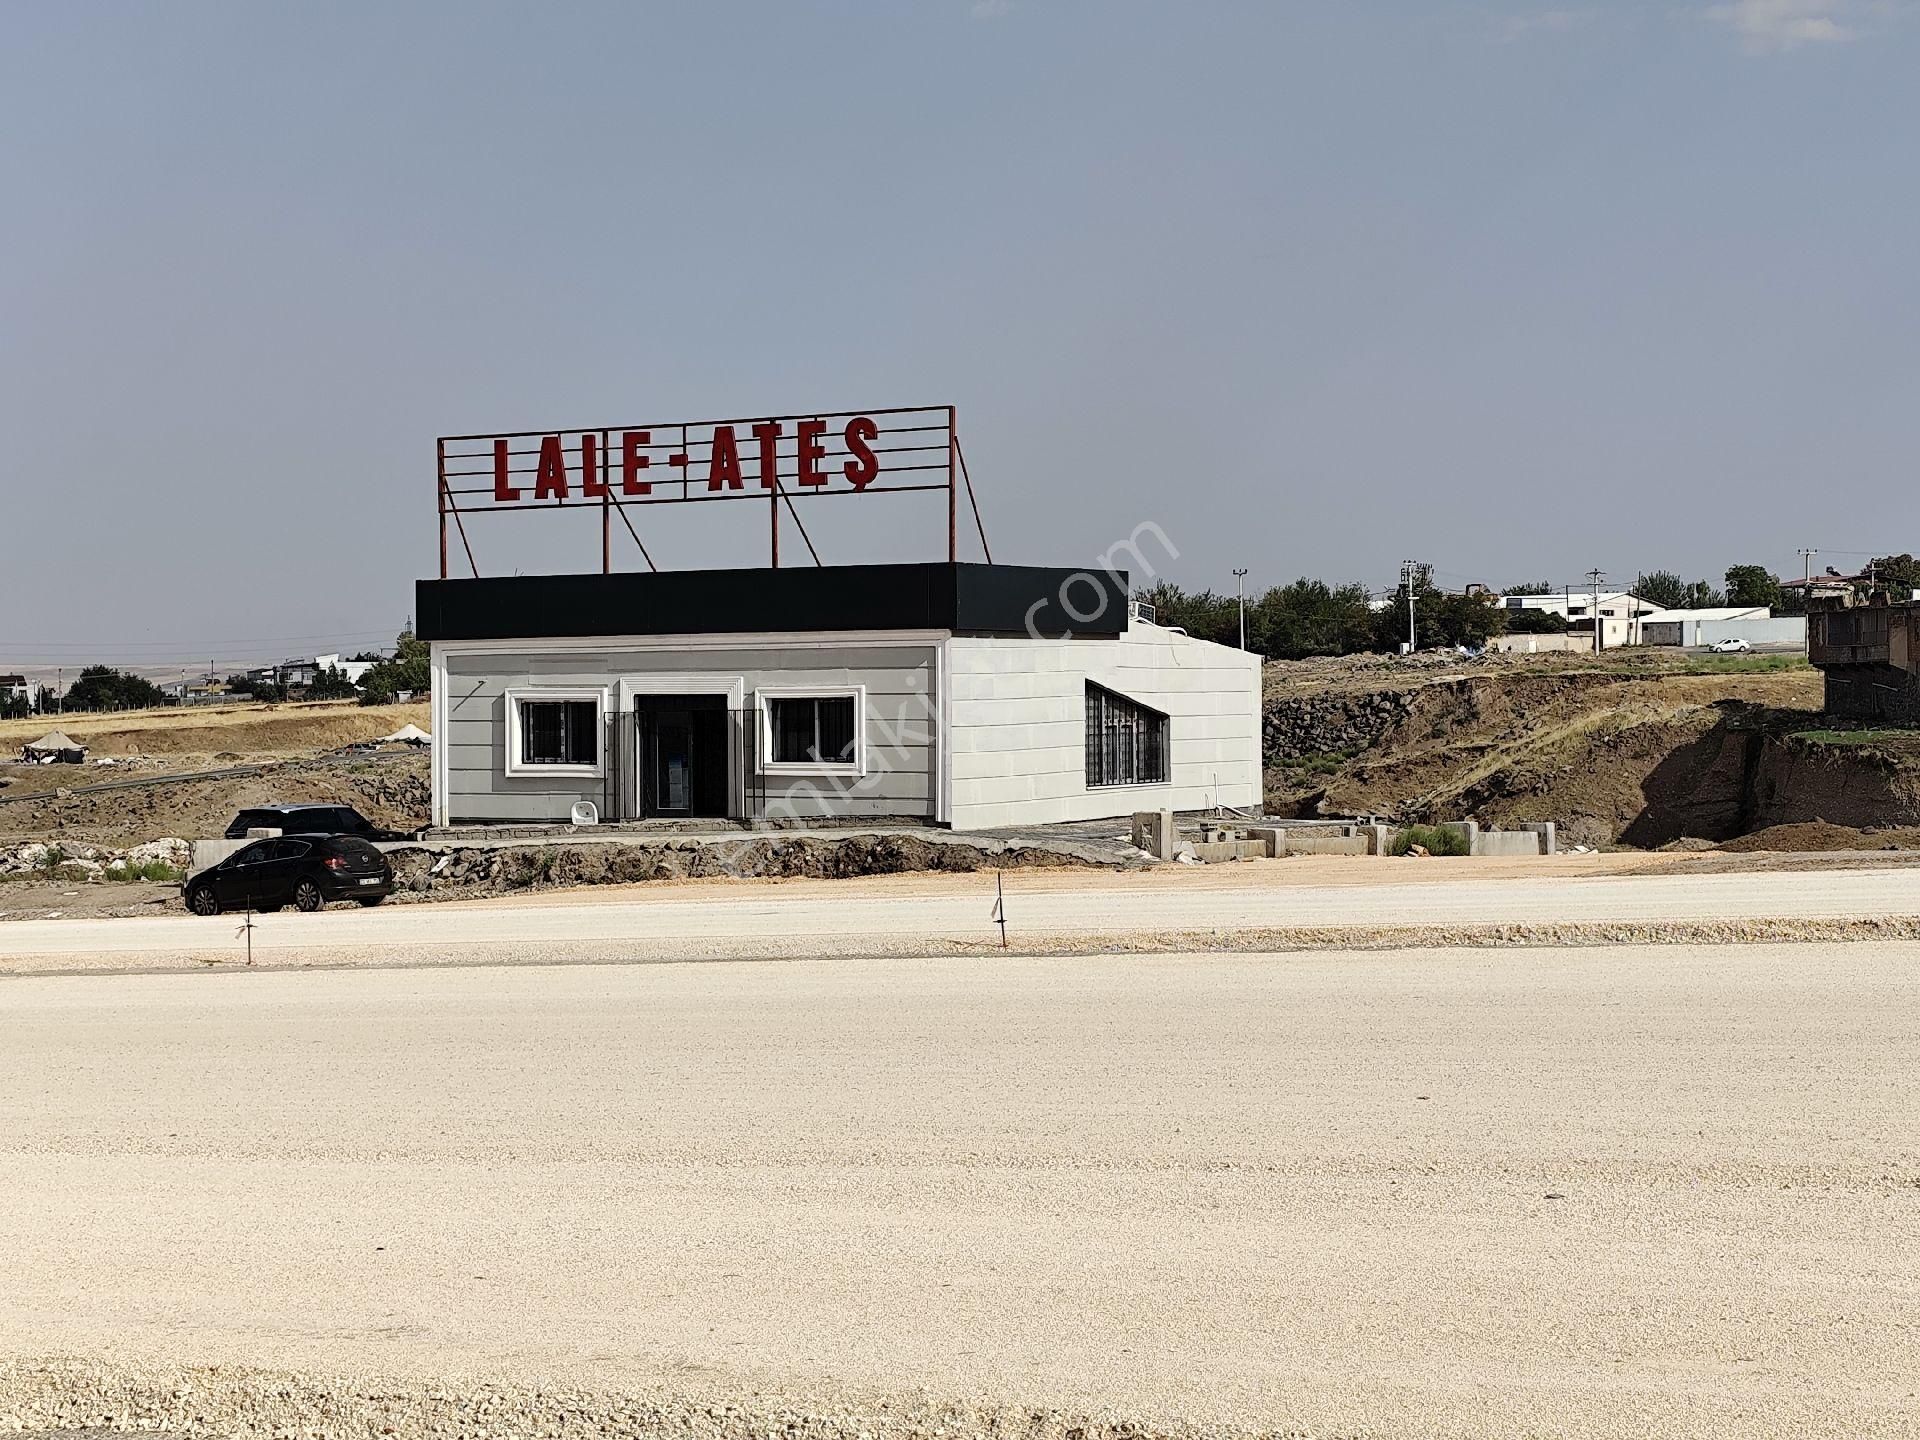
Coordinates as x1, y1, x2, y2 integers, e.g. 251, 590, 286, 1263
1232, 568, 1249, 650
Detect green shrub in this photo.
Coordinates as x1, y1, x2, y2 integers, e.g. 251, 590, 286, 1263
1387, 824, 1471, 857
103, 860, 185, 883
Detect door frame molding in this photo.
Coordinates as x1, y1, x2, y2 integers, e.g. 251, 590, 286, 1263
616, 675, 746, 820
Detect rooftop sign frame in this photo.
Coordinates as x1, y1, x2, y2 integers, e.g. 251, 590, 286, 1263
435, 404, 989, 577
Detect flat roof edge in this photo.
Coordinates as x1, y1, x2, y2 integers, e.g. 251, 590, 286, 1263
416, 562, 1129, 643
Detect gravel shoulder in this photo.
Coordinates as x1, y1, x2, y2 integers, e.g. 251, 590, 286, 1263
9, 858, 1920, 975
4, 945, 1918, 1438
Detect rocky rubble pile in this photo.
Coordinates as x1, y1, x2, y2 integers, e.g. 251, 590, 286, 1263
1263, 688, 1413, 763
388, 831, 1123, 900
0, 836, 189, 879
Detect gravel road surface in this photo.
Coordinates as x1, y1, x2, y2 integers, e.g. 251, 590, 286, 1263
4, 945, 1918, 1437
10, 862, 1920, 972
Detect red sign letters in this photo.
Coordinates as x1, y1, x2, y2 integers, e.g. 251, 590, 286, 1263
488, 415, 884, 504
435, 405, 963, 577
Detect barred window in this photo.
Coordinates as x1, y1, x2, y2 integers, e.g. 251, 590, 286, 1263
520, 699, 599, 767
1085, 683, 1168, 787
769, 695, 856, 765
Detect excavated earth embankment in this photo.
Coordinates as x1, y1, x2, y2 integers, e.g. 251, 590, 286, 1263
1263, 654, 1920, 849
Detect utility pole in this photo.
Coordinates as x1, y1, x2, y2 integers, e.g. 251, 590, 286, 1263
1798, 548, 1817, 655
1401, 561, 1423, 654
1232, 568, 1249, 650
1587, 568, 1606, 655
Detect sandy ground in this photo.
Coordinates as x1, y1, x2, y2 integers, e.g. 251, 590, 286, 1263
3, 945, 1917, 1438
10, 858, 1920, 973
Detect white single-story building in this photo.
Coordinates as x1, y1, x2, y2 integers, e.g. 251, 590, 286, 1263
1496, 591, 1664, 649
419, 562, 1262, 831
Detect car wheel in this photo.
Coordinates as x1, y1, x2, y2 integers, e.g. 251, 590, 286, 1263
186, 884, 220, 917
292, 879, 325, 913
356, 896, 386, 907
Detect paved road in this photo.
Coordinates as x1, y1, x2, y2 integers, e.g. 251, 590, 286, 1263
4, 947, 1918, 1436
8, 864, 1920, 969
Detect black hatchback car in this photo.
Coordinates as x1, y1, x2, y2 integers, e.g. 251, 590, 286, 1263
185, 834, 393, 915
224, 803, 381, 840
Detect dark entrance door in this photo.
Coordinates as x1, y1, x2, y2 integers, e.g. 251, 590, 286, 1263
636, 696, 729, 818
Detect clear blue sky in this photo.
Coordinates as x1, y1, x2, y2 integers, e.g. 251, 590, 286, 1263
3, 1, 1914, 668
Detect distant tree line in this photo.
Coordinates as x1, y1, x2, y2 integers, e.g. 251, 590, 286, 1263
1137, 569, 1507, 658
56, 665, 165, 713
358, 630, 429, 706
1138, 553, 1920, 661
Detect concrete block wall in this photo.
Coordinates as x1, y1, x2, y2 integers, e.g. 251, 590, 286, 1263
1695, 617, 1806, 648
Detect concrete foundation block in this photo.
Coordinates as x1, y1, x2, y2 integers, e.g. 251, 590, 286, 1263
1284, 834, 1370, 856
1131, 809, 1178, 862
1519, 821, 1557, 855
1189, 839, 1268, 863
188, 837, 255, 877
1441, 820, 1479, 853
1246, 825, 1285, 857
1471, 830, 1546, 857
1361, 824, 1392, 855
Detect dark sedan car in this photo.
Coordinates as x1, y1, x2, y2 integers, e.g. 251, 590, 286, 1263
224, 803, 382, 841
185, 833, 393, 915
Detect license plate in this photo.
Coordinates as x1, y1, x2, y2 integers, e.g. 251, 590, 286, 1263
357, 877, 381, 886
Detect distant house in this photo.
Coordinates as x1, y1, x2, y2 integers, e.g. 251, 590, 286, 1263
277, 652, 376, 690
1781, 570, 1867, 605
0, 674, 29, 705
1496, 591, 1663, 649
248, 652, 376, 695
159, 678, 230, 705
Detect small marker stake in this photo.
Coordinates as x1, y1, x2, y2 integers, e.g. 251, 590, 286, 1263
990, 870, 1008, 948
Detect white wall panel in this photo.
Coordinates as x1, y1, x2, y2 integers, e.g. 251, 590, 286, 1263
946, 625, 1260, 829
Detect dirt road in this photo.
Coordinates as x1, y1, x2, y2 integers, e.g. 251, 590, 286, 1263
4, 946, 1917, 1437
9, 861, 1920, 972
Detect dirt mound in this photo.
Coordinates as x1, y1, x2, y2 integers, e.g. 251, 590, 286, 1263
0, 701, 431, 756
1717, 821, 1920, 852
0, 749, 430, 847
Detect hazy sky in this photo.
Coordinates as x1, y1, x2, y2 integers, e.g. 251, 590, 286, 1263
3, 0, 1916, 669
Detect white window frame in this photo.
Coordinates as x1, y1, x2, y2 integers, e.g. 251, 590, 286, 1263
504, 686, 609, 779
757, 685, 866, 777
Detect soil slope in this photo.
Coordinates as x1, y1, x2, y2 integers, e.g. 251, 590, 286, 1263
1261, 651, 1920, 847
0, 699, 431, 849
